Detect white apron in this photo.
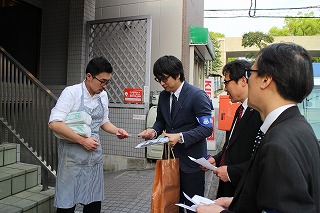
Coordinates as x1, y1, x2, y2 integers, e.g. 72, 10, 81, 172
54, 86, 105, 208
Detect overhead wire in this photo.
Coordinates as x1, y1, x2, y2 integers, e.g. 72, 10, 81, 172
204, 0, 320, 19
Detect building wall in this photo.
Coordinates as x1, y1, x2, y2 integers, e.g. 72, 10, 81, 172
95, 0, 184, 92
218, 36, 320, 71
183, 0, 205, 86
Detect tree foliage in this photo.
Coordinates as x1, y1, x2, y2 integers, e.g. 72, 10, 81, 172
242, 31, 274, 50
269, 12, 320, 36
206, 31, 225, 75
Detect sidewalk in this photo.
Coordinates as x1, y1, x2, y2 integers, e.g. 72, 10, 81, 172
75, 169, 155, 213
74, 108, 225, 212
75, 168, 220, 213
74, 131, 224, 213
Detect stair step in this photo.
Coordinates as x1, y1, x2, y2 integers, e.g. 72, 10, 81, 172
0, 163, 40, 199
0, 144, 56, 212
0, 185, 55, 213
0, 143, 17, 166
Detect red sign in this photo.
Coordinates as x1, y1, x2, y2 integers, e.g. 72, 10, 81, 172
204, 79, 213, 98
124, 88, 143, 103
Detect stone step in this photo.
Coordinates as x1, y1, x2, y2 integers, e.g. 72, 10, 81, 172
0, 185, 55, 213
0, 143, 17, 167
0, 162, 40, 200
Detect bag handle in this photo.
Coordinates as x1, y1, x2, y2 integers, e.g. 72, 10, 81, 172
167, 144, 175, 159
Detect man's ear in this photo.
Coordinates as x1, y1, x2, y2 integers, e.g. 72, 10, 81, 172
86, 73, 92, 81
240, 76, 247, 86
261, 76, 272, 89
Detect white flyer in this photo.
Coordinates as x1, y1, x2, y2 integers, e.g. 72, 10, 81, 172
188, 156, 217, 171
135, 137, 169, 148
175, 192, 214, 212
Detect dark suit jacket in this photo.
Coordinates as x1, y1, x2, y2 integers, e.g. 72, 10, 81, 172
214, 106, 262, 198
152, 82, 213, 173
224, 106, 320, 213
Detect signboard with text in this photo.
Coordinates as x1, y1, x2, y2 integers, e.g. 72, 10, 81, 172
204, 78, 213, 98
124, 88, 143, 104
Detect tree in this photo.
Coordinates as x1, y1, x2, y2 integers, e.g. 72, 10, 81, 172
269, 12, 320, 36
241, 31, 274, 59
269, 26, 289, 36
242, 31, 274, 49
206, 31, 224, 76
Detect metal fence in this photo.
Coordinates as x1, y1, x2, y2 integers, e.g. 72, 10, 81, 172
0, 46, 58, 189
87, 16, 152, 158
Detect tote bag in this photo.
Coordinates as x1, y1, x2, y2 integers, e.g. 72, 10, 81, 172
151, 145, 180, 213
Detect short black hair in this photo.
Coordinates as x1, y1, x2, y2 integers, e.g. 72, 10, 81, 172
153, 55, 185, 82
256, 42, 313, 103
86, 56, 113, 76
223, 59, 252, 82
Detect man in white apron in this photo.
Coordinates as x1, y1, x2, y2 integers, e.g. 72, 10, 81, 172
49, 56, 129, 213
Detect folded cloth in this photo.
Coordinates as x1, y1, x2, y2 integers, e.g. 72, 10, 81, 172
54, 111, 92, 139
54, 123, 91, 139
64, 111, 92, 126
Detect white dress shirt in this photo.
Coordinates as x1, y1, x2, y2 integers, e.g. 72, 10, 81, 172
49, 81, 110, 126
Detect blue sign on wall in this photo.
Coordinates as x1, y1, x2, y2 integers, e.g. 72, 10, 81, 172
313, 63, 320, 77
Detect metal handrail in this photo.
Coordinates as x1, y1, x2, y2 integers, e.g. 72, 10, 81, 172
0, 46, 58, 189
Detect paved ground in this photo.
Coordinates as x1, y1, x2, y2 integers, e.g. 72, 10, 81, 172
75, 168, 220, 213
74, 129, 224, 213
74, 109, 226, 212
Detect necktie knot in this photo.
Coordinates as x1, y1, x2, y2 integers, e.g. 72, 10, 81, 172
236, 105, 244, 123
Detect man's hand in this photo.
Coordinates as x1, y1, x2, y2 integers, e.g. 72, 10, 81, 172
213, 166, 229, 182
214, 197, 233, 209
200, 156, 216, 172
138, 129, 156, 140
196, 197, 233, 213
79, 137, 99, 151
116, 128, 129, 139
163, 132, 180, 147
196, 203, 225, 213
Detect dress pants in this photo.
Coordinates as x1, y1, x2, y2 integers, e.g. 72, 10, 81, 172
179, 169, 205, 213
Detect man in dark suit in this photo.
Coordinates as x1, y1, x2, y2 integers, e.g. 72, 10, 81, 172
139, 55, 213, 212
197, 43, 320, 213
206, 60, 262, 198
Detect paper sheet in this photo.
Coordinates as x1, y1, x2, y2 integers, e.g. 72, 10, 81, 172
188, 156, 217, 171
175, 192, 214, 212
135, 137, 169, 148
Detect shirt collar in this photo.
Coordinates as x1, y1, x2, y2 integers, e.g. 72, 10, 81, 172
242, 98, 248, 111
260, 104, 296, 134
171, 81, 184, 99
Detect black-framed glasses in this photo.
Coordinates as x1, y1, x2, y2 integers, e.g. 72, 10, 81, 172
244, 68, 259, 79
223, 79, 234, 85
93, 76, 111, 86
154, 75, 170, 83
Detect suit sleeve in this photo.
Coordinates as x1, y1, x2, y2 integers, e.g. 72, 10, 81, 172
182, 90, 213, 147
228, 160, 250, 187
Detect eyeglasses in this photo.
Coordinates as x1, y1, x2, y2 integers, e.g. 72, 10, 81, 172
244, 68, 258, 79
223, 79, 234, 85
154, 75, 170, 83
93, 76, 111, 86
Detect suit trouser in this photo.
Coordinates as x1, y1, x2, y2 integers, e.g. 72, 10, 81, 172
179, 169, 205, 213
57, 201, 101, 213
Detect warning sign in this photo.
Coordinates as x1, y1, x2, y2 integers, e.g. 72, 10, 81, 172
124, 88, 143, 103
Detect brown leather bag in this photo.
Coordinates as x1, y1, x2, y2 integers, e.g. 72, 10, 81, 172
151, 145, 180, 213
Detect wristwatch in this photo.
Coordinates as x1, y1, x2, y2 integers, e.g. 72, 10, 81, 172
178, 133, 184, 144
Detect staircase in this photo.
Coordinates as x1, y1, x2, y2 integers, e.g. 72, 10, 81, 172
0, 143, 56, 213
